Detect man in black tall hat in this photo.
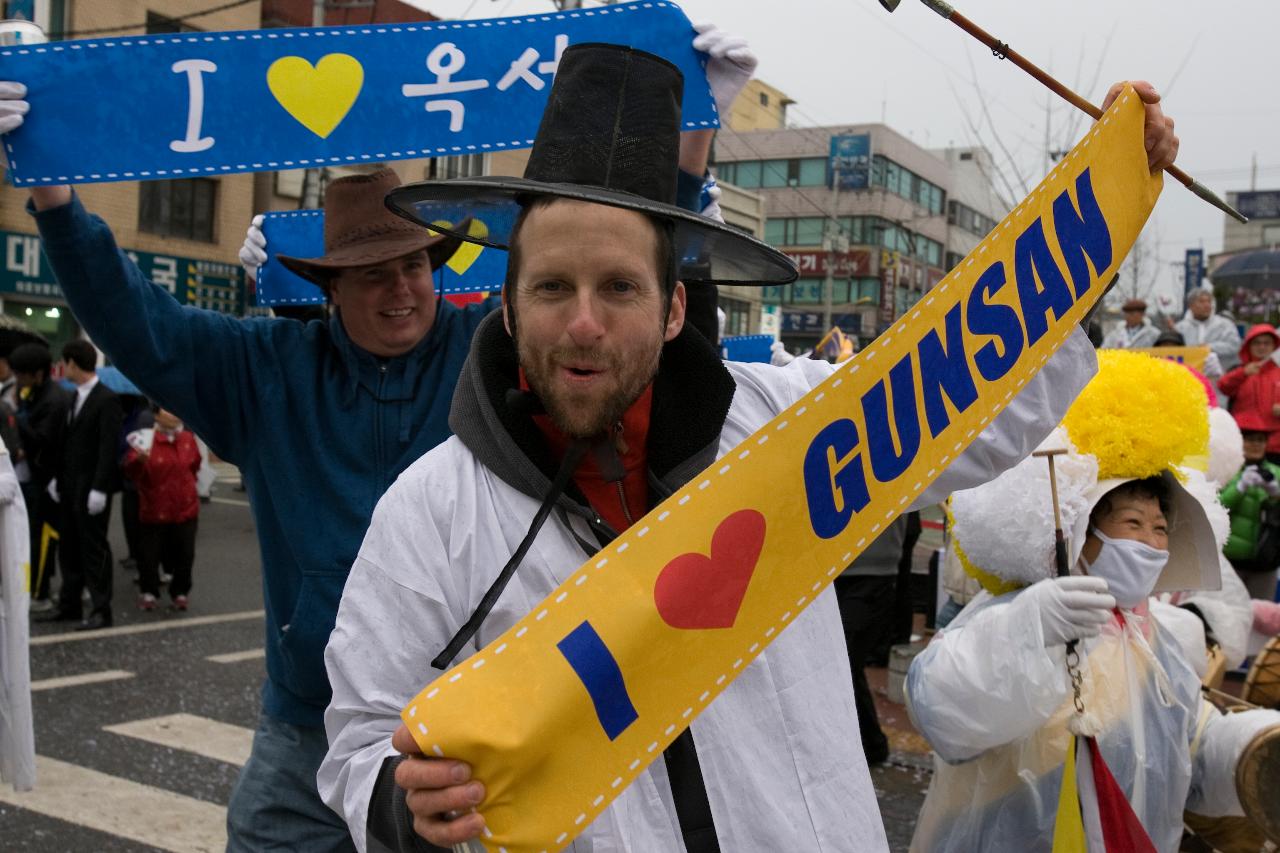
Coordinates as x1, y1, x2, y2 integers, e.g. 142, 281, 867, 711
318, 44, 1179, 851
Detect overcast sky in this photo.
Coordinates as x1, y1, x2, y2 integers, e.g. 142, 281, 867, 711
408, 0, 1280, 305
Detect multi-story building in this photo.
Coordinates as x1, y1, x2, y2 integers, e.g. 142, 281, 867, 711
712, 117, 1009, 351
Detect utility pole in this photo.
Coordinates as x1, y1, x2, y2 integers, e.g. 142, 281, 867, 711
821, 180, 846, 333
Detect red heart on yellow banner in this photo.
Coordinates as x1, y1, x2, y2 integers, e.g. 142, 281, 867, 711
654, 509, 765, 629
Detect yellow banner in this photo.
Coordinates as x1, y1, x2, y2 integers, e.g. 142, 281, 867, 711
1129, 344, 1209, 372
403, 88, 1161, 851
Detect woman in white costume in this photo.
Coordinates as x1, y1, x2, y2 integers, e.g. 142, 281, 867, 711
907, 351, 1280, 852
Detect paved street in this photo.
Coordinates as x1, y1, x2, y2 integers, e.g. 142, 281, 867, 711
3, 470, 934, 851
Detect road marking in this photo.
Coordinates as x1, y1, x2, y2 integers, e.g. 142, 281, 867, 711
210, 496, 250, 507
103, 713, 253, 767
31, 609, 264, 646
205, 648, 265, 664
0, 755, 226, 853
31, 669, 135, 692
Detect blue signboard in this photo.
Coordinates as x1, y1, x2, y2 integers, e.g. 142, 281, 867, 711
828, 133, 871, 190
1236, 191, 1280, 221
0, 2, 716, 187
255, 208, 505, 306
1, 228, 242, 313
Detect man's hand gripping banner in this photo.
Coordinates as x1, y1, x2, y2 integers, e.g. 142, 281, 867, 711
405, 89, 1161, 853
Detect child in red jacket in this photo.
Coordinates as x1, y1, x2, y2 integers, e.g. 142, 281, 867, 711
124, 407, 201, 611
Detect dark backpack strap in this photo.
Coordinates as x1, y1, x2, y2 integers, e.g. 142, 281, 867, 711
662, 728, 721, 852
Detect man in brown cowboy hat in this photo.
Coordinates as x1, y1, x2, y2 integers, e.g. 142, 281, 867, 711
316, 40, 1180, 851
4, 24, 764, 853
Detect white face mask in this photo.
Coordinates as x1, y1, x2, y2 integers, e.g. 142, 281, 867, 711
1086, 527, 1169, 609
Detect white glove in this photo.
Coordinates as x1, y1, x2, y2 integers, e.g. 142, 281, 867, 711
769, 341, 795, 366
691, 22, 758, 117
87, 488, 107, 516
0, 81, 30, 175
1239, 468, 1266, 490
45, 478, 59, 503
1264, 478, 1280, 498
1202, 350, 1222, 378
1018, 576, 1116, 648
699, 175, 724, 224
238, 214, 268, 283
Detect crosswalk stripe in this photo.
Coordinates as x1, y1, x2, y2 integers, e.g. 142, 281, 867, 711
205, 648, 265, 664
0, 755, 226, 853
31, 669, 135, 692
103, 713, 253, 767
31, 609, 265, 646
210, 496, 250, 507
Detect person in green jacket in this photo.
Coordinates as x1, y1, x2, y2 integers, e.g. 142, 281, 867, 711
1221, 413, 1280, 600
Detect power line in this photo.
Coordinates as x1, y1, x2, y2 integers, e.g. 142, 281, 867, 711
52, 0, 257, 38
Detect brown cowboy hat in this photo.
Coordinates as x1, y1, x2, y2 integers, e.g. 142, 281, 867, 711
275, 168, 466, 286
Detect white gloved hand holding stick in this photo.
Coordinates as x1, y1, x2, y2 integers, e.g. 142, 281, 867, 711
1017, 575, 1116, 648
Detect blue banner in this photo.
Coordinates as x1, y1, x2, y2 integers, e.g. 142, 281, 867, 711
721, 334, 773, 363
0, 1, 716, 186
254, 208, 506, 305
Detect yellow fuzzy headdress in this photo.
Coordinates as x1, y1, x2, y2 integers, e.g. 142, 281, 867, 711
1061, 350, 1209, 481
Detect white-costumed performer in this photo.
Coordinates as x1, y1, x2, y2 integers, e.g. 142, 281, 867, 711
906, 350, 1280, 852
0, 444, 32, 791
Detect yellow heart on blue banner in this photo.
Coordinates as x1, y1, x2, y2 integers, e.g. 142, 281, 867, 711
430, 219, 490, 276
266, 53, 364, 139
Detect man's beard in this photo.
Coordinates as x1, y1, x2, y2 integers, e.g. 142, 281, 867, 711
519, 337, 662, 439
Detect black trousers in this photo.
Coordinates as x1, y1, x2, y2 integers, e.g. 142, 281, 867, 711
22, 482, 60, 600
138, 519, 197, 598
57, 491, 113, 618
833, 574, 896, 763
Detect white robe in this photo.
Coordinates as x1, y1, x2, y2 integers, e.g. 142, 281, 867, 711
320, 330, 1097, 852
0, 449, 33, 791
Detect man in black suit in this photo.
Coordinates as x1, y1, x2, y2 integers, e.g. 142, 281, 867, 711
11, 342, 72, 612
52, 339, 122, 629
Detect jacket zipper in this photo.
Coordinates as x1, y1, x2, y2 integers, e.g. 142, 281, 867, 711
610, 419, 634, 527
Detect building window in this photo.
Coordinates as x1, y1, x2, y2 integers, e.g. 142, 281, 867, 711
853, 278, 880, 304
147, 11, 199, 33
947, 199, 997, 237
429, 153, 485, 180
721, 297, 752, 336
139, 178, 218, 242
716, 158, 828, 190
789, 279, 824, 304
870, 155, 945, 215
759, 92, 770, 107
764, 217, 826, 247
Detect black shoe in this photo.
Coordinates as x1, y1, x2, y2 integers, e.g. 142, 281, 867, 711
76, 612, 113, 631
34, 609, 81, 623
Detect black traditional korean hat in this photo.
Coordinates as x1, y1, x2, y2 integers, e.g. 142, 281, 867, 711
386, 43, 798, 286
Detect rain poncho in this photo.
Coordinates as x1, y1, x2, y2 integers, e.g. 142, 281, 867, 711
906, 586, 1280, 852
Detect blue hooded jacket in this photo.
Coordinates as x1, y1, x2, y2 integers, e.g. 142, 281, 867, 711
33, 195, 498, 726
